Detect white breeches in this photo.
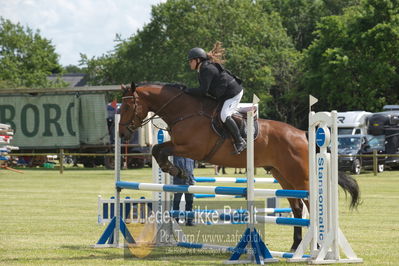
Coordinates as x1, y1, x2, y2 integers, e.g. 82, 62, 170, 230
220, 90, 243, 122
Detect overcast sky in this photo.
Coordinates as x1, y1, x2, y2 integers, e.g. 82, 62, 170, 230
0, 0, 166, 66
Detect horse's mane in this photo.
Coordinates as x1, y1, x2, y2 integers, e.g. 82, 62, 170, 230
136, 81, 217, 113
137, 81, 186, 91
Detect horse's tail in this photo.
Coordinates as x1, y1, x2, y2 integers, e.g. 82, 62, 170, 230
338, 171, 361, 209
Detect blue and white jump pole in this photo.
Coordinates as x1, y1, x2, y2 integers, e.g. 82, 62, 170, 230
115, 181, 308, 198
169, 210, 309, 227
194, 177, 278, 183
176, 242, 311, 259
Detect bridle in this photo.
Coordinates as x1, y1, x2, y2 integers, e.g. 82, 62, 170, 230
119, 90, 184, 133
119, 93, 142, 133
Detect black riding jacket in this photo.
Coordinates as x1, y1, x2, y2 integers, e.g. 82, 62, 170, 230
186, 60, 243, 101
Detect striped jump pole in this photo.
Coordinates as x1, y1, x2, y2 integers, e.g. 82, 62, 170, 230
193, 194, 243, 199
256, 216, 309, 227
189, 207, 292, 214
194, 177, 278, 183
173, 207, 292, 215
115, 181, 309, 199
176, 242, 311, 259
169, 210, 309, 227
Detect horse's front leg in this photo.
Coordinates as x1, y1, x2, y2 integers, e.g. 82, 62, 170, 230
152, 141, 188, 179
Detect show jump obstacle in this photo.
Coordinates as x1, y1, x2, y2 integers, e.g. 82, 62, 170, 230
0, 123, 21, 173
289, 98, 362, 264
95, 95, 362, 264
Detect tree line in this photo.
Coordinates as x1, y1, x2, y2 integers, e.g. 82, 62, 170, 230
1, 0, 398, 129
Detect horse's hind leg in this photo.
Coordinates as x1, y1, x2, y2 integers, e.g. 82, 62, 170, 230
287, 198, 305, 252
152, 141, 187, 178
269, 168, 304, 252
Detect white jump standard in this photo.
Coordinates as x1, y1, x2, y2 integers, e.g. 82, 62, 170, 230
289, 98, 363, 264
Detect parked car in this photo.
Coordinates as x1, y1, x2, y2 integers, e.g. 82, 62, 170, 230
338, 134, 386, 175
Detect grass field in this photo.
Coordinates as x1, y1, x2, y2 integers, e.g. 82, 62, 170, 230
0, 166, 398, 265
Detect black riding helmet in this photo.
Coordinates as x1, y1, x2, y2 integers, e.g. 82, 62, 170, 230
188, 47, 208, 61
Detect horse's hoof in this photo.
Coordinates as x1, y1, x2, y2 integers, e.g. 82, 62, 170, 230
290, 244, 299, 253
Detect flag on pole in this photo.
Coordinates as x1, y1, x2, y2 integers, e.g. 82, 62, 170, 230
252, 94, 260, 105
309, 95, 318, 111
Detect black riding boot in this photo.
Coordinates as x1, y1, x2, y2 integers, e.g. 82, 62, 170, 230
225, 116, 247, 154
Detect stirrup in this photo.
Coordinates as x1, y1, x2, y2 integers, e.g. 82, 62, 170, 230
233, 140, 247, 155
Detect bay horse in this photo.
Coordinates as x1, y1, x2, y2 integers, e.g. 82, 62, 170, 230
118, 82, 360, 251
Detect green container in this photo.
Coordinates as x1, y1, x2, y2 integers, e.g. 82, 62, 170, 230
43, 163, 55, 169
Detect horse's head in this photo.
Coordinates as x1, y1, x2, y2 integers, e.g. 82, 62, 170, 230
119, 82, 149, 141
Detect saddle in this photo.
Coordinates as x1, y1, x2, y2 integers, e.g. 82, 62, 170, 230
195, 98, 260, 162
211, 105, 259, 141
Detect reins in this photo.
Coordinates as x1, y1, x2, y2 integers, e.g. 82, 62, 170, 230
143, 91, 185, 126
121, 91, 185, 132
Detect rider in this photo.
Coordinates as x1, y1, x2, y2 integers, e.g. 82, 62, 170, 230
184, 42, 246, 154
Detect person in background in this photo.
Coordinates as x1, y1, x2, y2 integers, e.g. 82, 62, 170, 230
214, 165, 227, 175
234, 168, 245, 174
172, 156, 195, 226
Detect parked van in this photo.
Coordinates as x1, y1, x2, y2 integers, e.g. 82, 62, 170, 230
368, 107, 399, 168
337, 111, 372, 135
